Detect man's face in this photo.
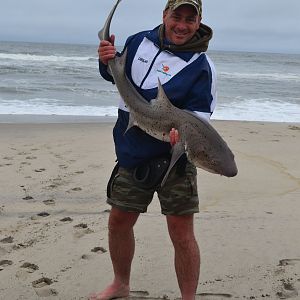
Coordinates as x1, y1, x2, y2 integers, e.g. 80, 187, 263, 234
163, 5, 201, 45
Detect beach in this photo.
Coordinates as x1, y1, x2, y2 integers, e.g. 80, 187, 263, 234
0, 120, 299, 299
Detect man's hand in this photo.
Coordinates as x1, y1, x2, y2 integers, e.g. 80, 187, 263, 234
170, 128, 179, 146
98, 34, 116, 65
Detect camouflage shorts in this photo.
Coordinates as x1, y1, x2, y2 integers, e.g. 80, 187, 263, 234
106, 161, 199, 215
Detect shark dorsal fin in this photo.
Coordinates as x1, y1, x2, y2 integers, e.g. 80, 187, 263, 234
151, 78, 173, 108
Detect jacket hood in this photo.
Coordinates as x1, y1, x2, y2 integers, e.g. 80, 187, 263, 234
158, 23, 213, 53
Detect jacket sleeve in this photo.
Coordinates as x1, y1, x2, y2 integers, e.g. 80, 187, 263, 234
185, 56, 217, 120
98, 33, 138, 84
99, 60, 115, 84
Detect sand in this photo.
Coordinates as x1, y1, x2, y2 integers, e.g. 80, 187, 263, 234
0, 120, 299, 300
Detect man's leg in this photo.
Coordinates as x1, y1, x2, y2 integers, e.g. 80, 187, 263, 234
90, 207, 140, 300
166, 214, 200, 300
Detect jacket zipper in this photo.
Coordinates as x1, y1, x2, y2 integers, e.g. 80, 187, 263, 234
139, 49, 162, 88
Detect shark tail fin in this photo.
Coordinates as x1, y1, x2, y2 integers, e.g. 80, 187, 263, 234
98, 0, 123, 41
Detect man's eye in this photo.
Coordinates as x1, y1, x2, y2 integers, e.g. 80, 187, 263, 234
186, 18, 196, 23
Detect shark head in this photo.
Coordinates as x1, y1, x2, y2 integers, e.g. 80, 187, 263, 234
183, 125, 238, 177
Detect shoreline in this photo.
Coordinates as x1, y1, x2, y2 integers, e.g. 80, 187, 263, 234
0, 114, 118, 124
1, 114, 300, 125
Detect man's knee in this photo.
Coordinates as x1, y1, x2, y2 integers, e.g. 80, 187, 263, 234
167, 214, 195, 243
109, 207, 139, 232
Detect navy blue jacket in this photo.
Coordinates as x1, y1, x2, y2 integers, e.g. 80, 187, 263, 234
99, 26, 217, 169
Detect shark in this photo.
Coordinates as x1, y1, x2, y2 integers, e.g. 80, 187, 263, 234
99, 0, 238, 185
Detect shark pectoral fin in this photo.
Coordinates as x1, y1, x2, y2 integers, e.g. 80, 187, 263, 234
124, 114, 136, 135
161, 142, 185, 187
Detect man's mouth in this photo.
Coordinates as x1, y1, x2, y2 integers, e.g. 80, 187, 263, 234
173, 31, 188, 38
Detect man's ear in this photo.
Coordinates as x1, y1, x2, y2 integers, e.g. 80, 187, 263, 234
163, 9, 168, 20
198, 16, 202, 27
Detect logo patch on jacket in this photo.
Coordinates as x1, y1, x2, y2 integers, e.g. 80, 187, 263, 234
138, 57, 148, 63
157, 64, 172, 77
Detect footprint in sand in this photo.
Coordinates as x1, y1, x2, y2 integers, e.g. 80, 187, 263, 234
81, 254, 93, 260
129, 290, 149, 297
60, 265, 72, 273
127, 290, 167, 299
46, 184, 58, 189
35, 283, 58, 297
25, 156, 37, 160
128, 295, 170, 300
60, 217, 73, 223
73, 223, 94, 238
288, 125, 300, 131
74, 223, 88, 229
34, 168, 46, 172
20, 262, 39, 273
277, 280, 299, 299
17, 151, 29, 156
0, 259, 13, 270
130, 291, 170, 300
3, 156, 13, 161
31, 212, 50, 220
0, 236, 14, 244
22, 195, 34, 201
59, 164, 68, 169
32, 277, 58, 297
67, 187, 82, 192
279, 259, 300, 266
276, 259, 300, 299
195, 293, 232, 299
72, 187, 82, 191
91, 246, 107, 254
37, 212, 50, 217
32, 277, 53, 288
74, 170, 84, 174
43, 199, 55, 206
13, 239, 36, 250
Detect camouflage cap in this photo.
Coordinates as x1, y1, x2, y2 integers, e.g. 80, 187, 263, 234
165, 0, 202, 16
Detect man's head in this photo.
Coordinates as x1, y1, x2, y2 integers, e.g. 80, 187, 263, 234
165, 0, 202, 17
163, 0, 202, 45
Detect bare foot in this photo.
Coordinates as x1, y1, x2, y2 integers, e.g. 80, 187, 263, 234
89, 282, 130, 300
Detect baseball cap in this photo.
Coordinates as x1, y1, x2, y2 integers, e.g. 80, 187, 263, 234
165, 0, 202, 16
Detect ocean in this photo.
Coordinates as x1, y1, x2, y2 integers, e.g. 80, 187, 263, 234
0, 41, 299, 123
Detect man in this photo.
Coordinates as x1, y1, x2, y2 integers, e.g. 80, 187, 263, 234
91, 0, 216, 299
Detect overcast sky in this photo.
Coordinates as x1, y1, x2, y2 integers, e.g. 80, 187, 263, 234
0, 0, 299, 54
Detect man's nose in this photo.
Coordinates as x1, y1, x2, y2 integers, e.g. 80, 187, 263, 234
176, 21, 187, 31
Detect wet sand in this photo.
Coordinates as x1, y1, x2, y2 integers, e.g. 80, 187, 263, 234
0, 120, 299, 299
